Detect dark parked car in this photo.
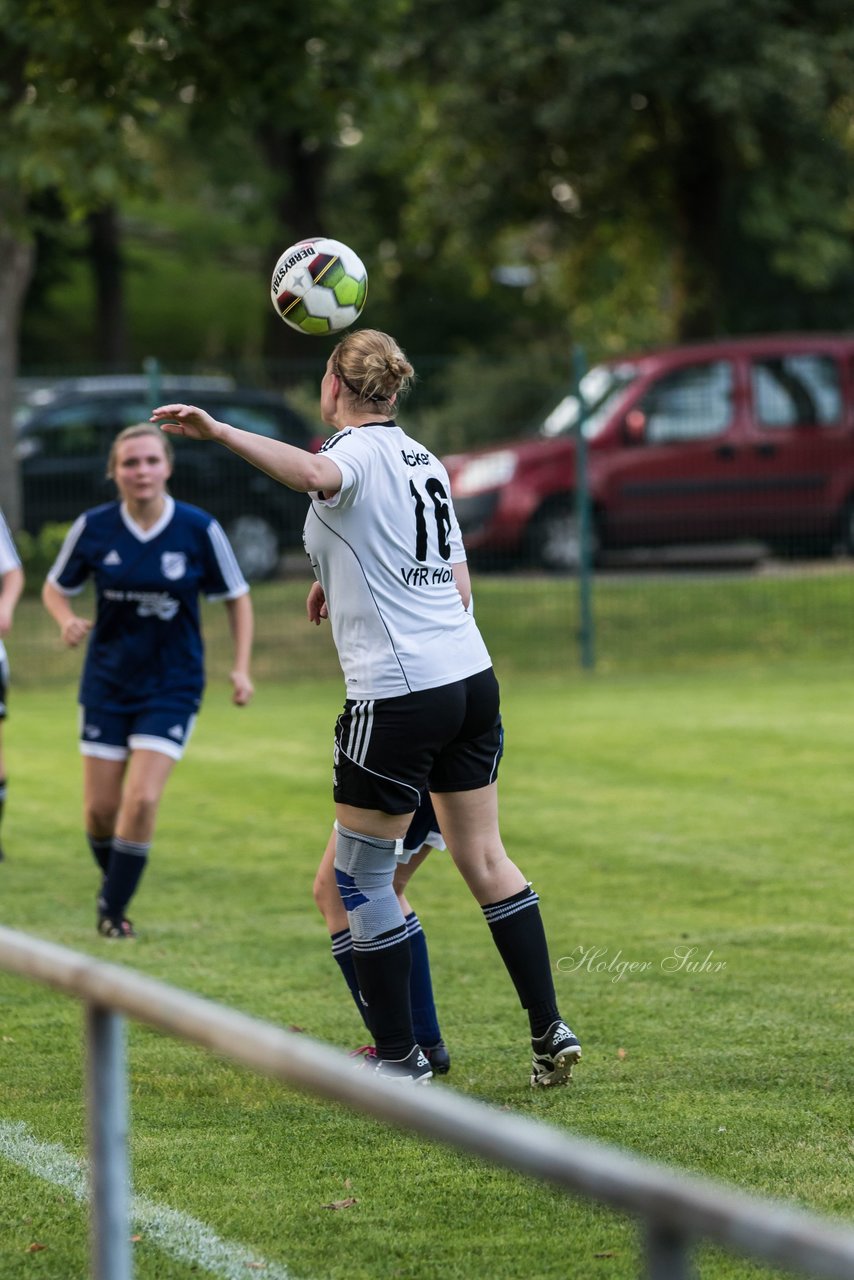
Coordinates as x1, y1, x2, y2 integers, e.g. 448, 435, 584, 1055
443, 334, 854, 570
15, 376, 322, 579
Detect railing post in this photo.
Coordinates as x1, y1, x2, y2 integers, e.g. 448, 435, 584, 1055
86, 1003, 133, 1280
144, 355, 161, 412
571, 343, 595, 670
3, 929, 854, 1280
645, 1219, 694, 1280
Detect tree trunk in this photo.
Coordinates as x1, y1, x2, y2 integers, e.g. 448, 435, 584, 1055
0, 220, 36, 532
670, 116, 725, 342
87, 204, 128, 368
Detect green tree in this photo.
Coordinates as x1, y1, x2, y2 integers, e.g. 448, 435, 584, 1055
375, 0, 854, 344
0, 0, 182, 526
9, 0, 854, 454
159, 0, 421, 359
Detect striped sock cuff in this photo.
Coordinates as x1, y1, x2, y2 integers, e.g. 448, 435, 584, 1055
113, 836, 151, 858
87, 834, 113, 873
482, 886, 540, 927
352, 923, 408, 955
404, 912, 424, 939
330, 927, 353, 959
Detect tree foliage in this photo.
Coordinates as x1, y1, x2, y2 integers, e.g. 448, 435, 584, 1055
4, 0, 854, 526
0, 0, 185, 521
376, 0, 854, 341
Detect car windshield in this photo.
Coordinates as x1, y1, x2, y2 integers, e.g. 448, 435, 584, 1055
539, 362, 638, 440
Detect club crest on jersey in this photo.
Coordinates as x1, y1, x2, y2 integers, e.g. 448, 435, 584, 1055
160, 552, 187, 581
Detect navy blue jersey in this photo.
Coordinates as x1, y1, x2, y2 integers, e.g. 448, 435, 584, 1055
48, 497, 248, 711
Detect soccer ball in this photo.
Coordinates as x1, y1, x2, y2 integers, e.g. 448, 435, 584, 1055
270, 237, 368, 336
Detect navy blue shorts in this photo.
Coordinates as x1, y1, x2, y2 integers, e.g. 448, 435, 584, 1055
333, 667, 504, 815
79, 704, 198, 762
401, 791, 446, 857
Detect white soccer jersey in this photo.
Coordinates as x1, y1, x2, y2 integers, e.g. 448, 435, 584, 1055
0, 509, 21, 576
0, 508, 21, 671
304, 421, 491, 699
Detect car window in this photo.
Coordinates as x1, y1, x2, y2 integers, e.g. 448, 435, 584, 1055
751, 354, 841, 428
641, 361, 733, 443
18, 389, 310, 463
215, 403, 288, 439
22, 404, 104, 458
540, 363, 638, 440
114, 398, 151, 424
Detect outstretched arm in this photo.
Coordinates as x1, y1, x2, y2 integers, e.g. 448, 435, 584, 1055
150, 404, 343, 496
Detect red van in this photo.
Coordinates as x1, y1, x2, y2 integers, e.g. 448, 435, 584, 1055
442, 334, 854, 570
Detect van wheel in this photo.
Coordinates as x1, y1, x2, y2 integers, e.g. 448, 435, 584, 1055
225, 515, 280, 580
528, 501, 598, 573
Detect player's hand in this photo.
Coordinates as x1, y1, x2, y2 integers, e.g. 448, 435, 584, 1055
306, 581, 328, 625
0, 605, 14, 637
230, 670, 254, 706
61, 616, 93, 648
150, 404, 223, 441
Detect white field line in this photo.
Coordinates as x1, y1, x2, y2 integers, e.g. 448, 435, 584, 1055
0, 1119, 297, 1279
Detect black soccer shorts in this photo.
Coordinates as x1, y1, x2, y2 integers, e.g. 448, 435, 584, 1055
333, 666, 504, 814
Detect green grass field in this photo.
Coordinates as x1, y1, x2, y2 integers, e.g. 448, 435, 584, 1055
1, 574, 853, 1278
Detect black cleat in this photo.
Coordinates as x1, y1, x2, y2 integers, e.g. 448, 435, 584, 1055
97, 914, 136, 939
374, 1045, 433, 1085
531, 1021, 581, 1088
423, 1039, 451, 1075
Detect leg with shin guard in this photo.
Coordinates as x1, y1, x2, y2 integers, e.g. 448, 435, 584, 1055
333, 823, 416, 1061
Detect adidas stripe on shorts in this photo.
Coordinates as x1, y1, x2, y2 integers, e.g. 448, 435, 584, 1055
333, 666, 504, 815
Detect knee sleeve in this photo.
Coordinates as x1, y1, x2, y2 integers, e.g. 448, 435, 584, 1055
333, 822, 405, 943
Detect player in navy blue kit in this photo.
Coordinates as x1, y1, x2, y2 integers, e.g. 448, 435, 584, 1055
0, 509, 25, 862
42, 424, 254, 938
152, 330, 580, 1087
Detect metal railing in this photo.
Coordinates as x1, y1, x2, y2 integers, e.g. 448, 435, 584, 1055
1, 925, 853, 1280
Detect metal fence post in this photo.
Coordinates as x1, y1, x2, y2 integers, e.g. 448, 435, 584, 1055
144, 356, 161, 413
571, 344, 595, 669
646, 1220, 694, 1280
3, 929, 854, 1280
86, 1003, 133, 1280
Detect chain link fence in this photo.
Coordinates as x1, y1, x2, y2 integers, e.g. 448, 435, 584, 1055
11, 343, 854, 682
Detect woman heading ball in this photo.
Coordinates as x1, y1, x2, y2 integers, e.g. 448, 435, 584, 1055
152, 329, 580, 1086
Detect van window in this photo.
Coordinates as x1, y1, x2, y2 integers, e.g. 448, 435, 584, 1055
641, 361, 733, 443
751, 354, 841, 428
540, 363, 638, 440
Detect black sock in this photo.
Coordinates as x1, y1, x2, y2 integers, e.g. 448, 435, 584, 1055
483, 886, 560, 1038
87, 834, 113, 875
351, 926, 414, 1060
100, 836, 150, 918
